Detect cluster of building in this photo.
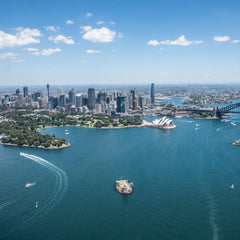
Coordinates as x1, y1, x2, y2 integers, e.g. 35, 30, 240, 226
0, 83, 156, 114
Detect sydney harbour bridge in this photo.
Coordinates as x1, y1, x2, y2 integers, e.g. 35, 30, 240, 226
185, 102, 240, 118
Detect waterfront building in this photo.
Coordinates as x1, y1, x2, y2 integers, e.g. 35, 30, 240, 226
88, 88, 96, 110
23, 87, 28, 97
69, 88, 76, 105
151, 83, 155, 104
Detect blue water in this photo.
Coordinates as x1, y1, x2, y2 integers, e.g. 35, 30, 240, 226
1, 115, 240, 239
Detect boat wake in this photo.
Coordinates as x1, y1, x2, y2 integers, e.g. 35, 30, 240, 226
20, 152, 68, 213
208, 193, 219, 240
0, 153, 68, 239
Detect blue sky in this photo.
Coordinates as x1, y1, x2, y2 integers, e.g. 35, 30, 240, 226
0, 0, 240, 86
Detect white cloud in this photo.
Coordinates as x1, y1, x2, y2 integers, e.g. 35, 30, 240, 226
232, 40, 240, 43
49, 35, 74, 45
26, 47, 40, 55
86, 49, 101, 54
96, 21, 104, 25
159, 35, 203, 46
214, 36, 230, 42
41, 48, 61, 56
81, 26, 116, 42
0, 52, 18, 59
86, 12, 93, 17
44, 26, 60, 32
26, 47, 61, 56
0, 28, 41, 49
66, 20, 74, 25
147, 40, 159, 46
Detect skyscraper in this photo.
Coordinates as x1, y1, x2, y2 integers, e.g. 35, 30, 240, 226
59, 95, 66, 107
88, 88, 96, 110
16, 88, 20, 95
116, 95, 126, 113
23, 87, 28, 97
69, 88, 76, 105
151, 83, 155, 104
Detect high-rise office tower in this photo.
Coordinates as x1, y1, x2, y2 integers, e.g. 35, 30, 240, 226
59, 95, 66, 107
23, 87, 28, 97
16, 88, 20, 94
116, 95, 126, 113
151, 83, 155, 104
88, 88, 96, 110
69, 88, 76, 105
97, 91, 107, 104
139, 96, 145, 109
76, 95, 83, 107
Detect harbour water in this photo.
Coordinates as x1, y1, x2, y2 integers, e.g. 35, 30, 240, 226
1, 115, 240, 239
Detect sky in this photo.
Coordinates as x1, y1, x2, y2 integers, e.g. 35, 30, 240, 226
0, 0, 240, 86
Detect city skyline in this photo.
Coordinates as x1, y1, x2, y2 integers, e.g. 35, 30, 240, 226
0, 0, 240, 85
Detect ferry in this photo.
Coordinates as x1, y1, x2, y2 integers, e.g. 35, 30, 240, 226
115, 179, 133, 194
233, 140, 240, 145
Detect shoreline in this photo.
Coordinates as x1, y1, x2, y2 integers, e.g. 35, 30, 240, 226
0, 142, 71, 150
39, 124, 140, 130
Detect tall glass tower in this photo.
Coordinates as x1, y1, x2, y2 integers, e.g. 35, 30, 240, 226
151, 83, 155, 104
88, 88, 96, 110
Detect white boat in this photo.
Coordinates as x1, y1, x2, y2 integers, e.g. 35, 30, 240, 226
65, 132, 70, 135
25, 182, 36, 188
230, 184, 234, 189
35, 201, 38, 208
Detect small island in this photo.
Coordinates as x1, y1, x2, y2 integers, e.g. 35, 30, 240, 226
0, 107, 143, 149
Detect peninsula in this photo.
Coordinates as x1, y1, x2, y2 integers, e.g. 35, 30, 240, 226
0, 107, 142, 149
